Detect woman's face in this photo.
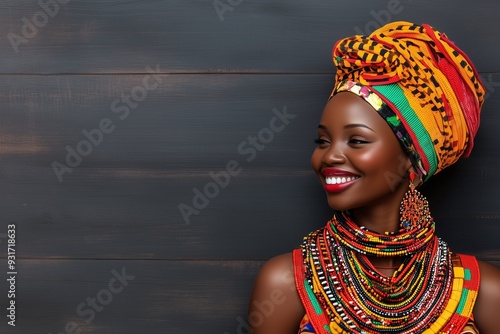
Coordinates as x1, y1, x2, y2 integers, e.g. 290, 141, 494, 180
311, 92, 410, 212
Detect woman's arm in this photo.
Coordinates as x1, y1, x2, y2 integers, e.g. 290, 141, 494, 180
248, 252, 305, 334
473, 260, 500, 333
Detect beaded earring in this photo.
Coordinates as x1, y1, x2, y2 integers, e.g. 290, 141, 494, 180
399, 171, 432, 230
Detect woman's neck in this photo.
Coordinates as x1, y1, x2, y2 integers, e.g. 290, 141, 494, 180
350, 204, 401, 233
348, 205, 405, 276
347, 181, 408, 233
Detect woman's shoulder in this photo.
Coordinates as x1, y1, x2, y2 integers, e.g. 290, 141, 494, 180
476, 260, 500, 307
258, 252, 295, 279
249, 252, 305, 334
473, 259, 500, 332
250, 252, 298, 304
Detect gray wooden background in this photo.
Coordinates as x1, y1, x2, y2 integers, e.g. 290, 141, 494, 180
0, 1, 499, 333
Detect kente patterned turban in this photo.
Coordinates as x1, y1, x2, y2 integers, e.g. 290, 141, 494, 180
330, 21, 485, 181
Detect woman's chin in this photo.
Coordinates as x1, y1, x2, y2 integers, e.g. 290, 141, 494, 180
325, 197, 351, 211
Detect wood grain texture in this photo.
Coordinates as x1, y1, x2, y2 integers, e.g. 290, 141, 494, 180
0, 74, 499, 261
0, 0, 499, 73
0, 259, 262, 333
0, 0, 499, 332
0, 74, 334, 260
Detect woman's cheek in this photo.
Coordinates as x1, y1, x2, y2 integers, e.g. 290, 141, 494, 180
310, 149, 322, 171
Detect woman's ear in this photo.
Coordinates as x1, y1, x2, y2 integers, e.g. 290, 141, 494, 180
402, 157, 413, 179
407, 166, 423, 188
404, 157, 412, 171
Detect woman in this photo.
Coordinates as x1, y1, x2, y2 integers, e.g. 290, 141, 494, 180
249, 21, 500, 333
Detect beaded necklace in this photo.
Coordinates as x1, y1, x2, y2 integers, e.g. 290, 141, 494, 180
300, 211, 459, 333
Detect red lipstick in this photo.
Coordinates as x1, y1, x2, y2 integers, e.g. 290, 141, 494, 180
321, 168, 360, 193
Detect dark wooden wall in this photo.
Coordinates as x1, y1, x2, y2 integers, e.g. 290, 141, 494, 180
0, 1, 499, 333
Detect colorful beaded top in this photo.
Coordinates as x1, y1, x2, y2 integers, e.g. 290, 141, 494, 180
293, 212, 480, 334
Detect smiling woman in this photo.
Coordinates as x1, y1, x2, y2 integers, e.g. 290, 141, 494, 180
311, 92, 410, 216
248, 21, 500, 334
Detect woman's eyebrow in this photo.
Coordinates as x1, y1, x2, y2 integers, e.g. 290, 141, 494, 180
344, 123, 374, 132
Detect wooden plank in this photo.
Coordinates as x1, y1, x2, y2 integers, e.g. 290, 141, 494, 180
0, 0, 499, 73
0, 259, 263, 333
0, 74, 499, 260
0, 73, 333, 259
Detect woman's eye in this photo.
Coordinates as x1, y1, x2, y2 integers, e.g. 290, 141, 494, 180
349, 138, 369, 145
314, 138, 330, 147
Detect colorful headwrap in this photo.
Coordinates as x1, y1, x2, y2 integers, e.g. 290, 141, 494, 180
330, 21, 485, 181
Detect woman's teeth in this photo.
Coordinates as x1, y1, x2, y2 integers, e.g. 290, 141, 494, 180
325, 176, 359, 185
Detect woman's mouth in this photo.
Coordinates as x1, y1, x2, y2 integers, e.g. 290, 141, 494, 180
321, 169, 360, 193
324, 176, 359, 192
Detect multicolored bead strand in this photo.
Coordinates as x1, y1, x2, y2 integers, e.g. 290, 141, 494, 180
297, 210, 476, 333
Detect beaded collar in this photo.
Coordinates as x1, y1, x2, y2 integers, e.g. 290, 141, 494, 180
294, 211, 479, 333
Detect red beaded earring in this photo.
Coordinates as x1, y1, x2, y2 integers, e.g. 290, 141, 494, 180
399, 172, 432, 230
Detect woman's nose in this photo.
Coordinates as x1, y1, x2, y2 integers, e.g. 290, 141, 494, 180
322, 142, 346, 164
